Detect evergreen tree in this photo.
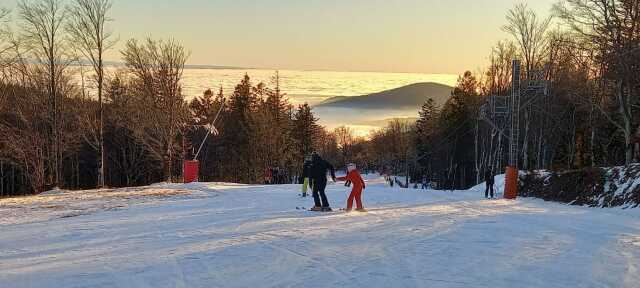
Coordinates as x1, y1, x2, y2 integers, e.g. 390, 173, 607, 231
292, 104, 319, 165
437, 71, 480, 189
263, 72, 294, 169
222, 74, 259, 183
415, 98, 440, 172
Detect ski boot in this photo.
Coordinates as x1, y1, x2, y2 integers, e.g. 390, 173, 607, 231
310, 206, 323, 212
356, 208, 367, 213
321, 207, 333, 212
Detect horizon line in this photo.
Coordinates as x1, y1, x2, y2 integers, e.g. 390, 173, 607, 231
89, 61, 461, 76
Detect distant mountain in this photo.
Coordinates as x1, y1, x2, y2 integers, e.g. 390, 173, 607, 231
316, 82, 453, 110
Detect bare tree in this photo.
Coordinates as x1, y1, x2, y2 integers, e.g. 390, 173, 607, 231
502, 4, 553, 170
555, 0, 640, 165
503, 3, 552, 75
66, 0, 116, 187
334, 126, 355, 167
485, 41, 517, 95
0, 82, 49, 193
386, 119, 414, 187
121, 38, 190, 182
0, 7, 16, 84
0, 7, 11, 62
18, 0, 69, 187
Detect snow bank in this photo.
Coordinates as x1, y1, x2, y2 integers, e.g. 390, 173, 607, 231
520, 164, 640, 208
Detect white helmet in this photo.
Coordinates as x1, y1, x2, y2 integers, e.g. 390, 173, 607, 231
347, 163, 356, 172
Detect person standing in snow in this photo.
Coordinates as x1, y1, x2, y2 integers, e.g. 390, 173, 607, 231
264, 167, 272, 185
485, 168, 495, 199
421, 176, 429, 190
336, 163, 366, 212
309, 152, 336, 212
270, 168, 277, 184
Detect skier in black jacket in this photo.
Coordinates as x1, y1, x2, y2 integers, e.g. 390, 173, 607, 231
485, 168, 495, 199
309, 152, 336, 211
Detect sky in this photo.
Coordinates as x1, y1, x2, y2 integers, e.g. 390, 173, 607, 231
3, 0, 556, 74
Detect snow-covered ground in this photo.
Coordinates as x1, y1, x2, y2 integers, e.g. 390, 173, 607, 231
1, 174, 639, 288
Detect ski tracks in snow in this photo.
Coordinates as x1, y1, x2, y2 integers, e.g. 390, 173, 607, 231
1, 178, 639, 287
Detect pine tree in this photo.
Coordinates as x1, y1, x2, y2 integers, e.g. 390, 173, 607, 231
416, 98, 440, 145
292, 104, 319, 165
415, 98, 440, 171
221, 74, 259, 183
437, 71, 480, 189
263, 72, 295, 176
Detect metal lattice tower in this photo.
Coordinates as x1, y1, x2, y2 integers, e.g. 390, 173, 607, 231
478, 59, 549, 168
509, 60, 521, 168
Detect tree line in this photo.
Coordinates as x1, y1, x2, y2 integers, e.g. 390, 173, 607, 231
0, 0, 344, 197
0, 0, 638, 196
356, 1, 640, 190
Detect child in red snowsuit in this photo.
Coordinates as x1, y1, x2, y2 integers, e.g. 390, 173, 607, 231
337, 163, 366, 212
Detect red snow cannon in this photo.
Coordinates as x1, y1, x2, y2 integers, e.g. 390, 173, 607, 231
183, 160, 199, 184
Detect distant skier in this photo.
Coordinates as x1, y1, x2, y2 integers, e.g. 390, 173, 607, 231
421, 176, 429, 190
337, 163, 366, 212
485, 168, 495, 199
309, 152, 336, 212
264, 167, 272, 185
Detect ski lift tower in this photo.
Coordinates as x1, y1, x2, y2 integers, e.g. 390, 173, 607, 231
479, 59, 549, 199
504, 60, 522, 199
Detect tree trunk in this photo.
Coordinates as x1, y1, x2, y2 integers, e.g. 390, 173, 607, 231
98, 59, 105, 188
590, 107, 596, 167
475, 119, 480, 184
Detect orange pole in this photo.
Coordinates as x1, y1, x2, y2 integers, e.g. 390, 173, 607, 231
504, 166, 518, 199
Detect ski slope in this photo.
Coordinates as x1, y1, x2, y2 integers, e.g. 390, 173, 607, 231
1, 175, 639, 288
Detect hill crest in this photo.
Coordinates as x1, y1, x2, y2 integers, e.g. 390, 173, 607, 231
316, 82, 453, 110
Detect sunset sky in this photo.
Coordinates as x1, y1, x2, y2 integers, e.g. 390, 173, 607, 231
5, 0, 556, 74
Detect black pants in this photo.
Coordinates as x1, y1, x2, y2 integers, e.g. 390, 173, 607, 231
312, 178, 330, 207
485, 183, 494, 198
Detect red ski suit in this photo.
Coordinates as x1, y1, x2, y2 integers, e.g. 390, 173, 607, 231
337, 170, 365, 211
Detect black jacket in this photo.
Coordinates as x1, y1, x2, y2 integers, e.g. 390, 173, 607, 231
302, 161, 312, 178
309, 156, 336, 182
485, 171, 495, 185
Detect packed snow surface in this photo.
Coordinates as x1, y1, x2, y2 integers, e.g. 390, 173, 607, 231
1, 175, 639, 288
